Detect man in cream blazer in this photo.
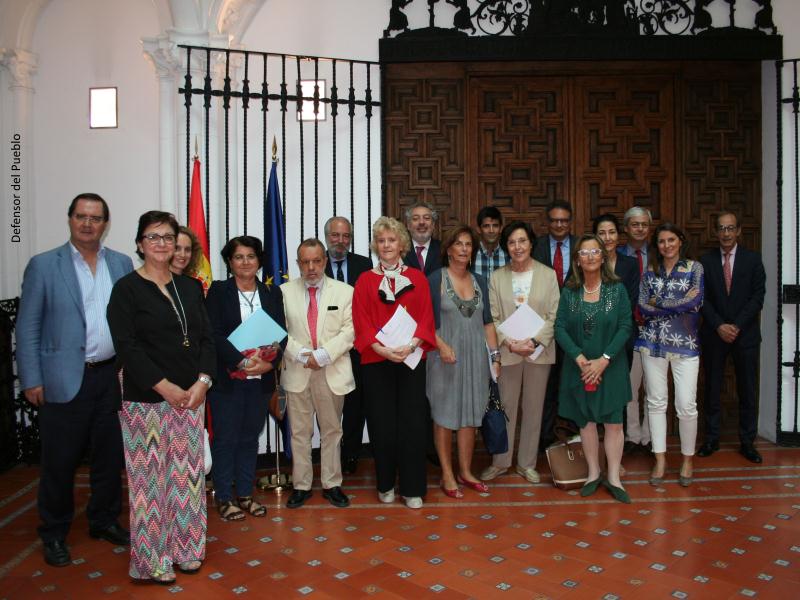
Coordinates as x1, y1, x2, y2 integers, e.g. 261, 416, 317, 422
482, 234, 561, 485
281, 239, 355, 509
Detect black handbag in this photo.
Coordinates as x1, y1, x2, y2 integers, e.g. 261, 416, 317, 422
481, 380, 509, 454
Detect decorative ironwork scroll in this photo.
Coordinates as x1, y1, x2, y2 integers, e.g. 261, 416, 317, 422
384, 0, 780, 38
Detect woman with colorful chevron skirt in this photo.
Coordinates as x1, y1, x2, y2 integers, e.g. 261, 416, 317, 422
108, 211, 216, 584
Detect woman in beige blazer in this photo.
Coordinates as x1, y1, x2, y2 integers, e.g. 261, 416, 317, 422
481, 221, 561, 484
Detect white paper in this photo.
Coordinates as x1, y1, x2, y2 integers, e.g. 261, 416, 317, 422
497, 303, 545, 340
497, 303, 546, 363
375, 304, 423, 370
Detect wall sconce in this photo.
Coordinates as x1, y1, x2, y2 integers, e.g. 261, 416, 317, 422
89, 87, 118, 129
297, 79, 326, 122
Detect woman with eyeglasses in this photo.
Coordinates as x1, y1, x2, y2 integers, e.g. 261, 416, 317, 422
204, 236, 286, 521
554, 234, 633, 503
637, 223, 704, 487
107, 211, 216, 583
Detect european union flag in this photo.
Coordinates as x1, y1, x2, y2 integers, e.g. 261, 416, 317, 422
263, 158, 292, 459
263, 160, 288, 287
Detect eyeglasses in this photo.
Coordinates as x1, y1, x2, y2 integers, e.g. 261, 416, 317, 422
717, 225, 738, 233
142, 233, 176, 245
578, 248, 602, 257
73, 214, 104, 225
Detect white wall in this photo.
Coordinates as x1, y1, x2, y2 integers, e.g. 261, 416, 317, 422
30, 0, 160, 259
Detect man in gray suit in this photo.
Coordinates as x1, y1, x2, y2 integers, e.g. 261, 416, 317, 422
17, 193, 134, 567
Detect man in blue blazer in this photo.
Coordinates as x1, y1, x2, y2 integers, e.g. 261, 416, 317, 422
698, 211, 766, 463
16, 193, 134, 567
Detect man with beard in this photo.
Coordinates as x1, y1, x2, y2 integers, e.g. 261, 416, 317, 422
474, 205, 508, 281
403, 202, 442, 275
324, 217, 372, 474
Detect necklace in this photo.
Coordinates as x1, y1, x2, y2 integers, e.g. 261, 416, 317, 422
238, 288, 257, 314
170, 278, 190, 347
583, 282, 602, 294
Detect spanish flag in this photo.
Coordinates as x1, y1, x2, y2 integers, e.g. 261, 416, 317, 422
188, 156, 212, 293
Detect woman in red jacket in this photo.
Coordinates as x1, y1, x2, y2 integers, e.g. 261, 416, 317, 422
352, 216, 436, 509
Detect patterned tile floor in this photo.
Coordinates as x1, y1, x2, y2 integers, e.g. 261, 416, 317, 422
0, 436, 798, 599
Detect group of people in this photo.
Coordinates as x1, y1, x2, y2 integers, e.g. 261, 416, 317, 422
16, 193, 765, 582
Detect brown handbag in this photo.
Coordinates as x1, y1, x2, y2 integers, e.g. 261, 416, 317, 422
268, 367, 286, 421
545, 424, 607, 490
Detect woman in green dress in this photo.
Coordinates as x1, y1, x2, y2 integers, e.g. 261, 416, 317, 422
554, 234, 633, 503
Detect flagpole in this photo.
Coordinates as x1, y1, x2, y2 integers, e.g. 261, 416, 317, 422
258, 135, 292, 493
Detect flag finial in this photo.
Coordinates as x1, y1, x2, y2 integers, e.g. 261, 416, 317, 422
272, 136, 278, 163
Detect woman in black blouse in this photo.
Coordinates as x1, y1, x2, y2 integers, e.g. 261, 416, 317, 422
107, 211, 215, 584
205, 236, 286, 521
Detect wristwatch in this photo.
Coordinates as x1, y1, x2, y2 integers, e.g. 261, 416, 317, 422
601, 353, 611, 361
198, 374, 213, 389
408, 341, 418, 352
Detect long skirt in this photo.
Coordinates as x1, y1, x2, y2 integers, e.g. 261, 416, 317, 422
119, 401, 206, 579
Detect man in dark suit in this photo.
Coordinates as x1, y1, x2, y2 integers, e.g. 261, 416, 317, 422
16, 193, 134, 567
324, 216, 372, 474
403, 202, 441, 275
533, 200, 577, 450
698, 211, 766, 463
402, 201, 441, 465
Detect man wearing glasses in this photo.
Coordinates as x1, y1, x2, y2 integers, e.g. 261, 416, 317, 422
323, 216, 372, 475
698, 212, 766, 463
16, 193, 133, 566
618, 206, 653, 454
533, 200, 576, 450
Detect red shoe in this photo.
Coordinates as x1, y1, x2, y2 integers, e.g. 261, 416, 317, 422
440, 482, 464, 499
457, 475, 489, 493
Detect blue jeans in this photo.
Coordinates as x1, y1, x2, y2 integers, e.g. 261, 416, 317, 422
208, 379, 266, 502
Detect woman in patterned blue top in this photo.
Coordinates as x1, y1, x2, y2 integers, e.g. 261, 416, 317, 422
635, 223, 704, 488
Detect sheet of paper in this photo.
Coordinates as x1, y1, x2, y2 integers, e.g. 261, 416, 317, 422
227, 309, 288, 351
375, 304, 423, 370
497, 303, 545, 341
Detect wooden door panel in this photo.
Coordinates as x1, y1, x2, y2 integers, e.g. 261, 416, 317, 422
573, 76, 674, 235
469, 77, 570, 235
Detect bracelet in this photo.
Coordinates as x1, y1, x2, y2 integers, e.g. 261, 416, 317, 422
601, 353, 611, 361
489, 350, 501, 358
491, 355, 501, 364
241, 357, 251, 369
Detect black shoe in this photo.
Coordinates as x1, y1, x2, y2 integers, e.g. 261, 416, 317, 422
322, 486, 350, 508
43, 540, 70, 567
89, 522, 130, 546
342, 456, 358, 475
740, 443, 763, 464
286, 489, 313, 509
696, 441, 720, 458
427, 453, 441, 467
639, 442, 652, 455
623, 441, 638, 456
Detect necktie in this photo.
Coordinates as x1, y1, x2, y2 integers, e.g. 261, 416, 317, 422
335, 260, 345, 282
307, 286, 318, 348
415, 245, 425, 270
723, 252, 732, 294
636, 248, 643, 275
553, 241, 564, 288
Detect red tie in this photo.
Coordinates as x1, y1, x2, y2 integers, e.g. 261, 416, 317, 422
553, 241, 564, 288
723, 252, 732, 294
415, 245, 425, 270
307, 286, 318, 348
636, 248, 643, 275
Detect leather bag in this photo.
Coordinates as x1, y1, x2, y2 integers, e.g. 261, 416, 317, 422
545, 425, 607, 490
481, 380, 509, 454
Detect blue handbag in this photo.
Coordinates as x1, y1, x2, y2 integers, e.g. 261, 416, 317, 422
481, 380, 509, 454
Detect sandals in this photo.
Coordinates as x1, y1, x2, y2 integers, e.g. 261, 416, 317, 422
147, 568, 176, 585
218, 500, 245, 521
238, 496, 267, 517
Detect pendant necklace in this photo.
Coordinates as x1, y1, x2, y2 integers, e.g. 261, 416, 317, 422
170, 278, 190, 347
238, 288, 257, 314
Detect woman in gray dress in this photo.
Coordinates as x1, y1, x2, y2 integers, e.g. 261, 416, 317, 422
427, 225, 500, 498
